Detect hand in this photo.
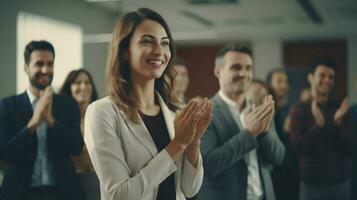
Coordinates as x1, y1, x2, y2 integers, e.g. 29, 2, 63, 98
193, 98, 213, 142
334, 98, 349, 125
185, 98, 213, 168
262, 95, 275, 132
173, 98, 202, 147
243, 95, 274, 137
27, 87, 53, 132
40, 87, 55, 127
311, 100, 325, 127
283, 115, 291, 133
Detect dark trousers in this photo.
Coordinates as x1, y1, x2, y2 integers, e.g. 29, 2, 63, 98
25, 186, 64, 200
79, 171, 100, 200
300, 181, 350, 200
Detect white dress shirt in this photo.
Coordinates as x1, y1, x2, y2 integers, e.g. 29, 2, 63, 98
218, 91, 264, 200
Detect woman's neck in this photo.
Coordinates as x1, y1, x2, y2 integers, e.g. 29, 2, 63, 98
131, 78, 158, 113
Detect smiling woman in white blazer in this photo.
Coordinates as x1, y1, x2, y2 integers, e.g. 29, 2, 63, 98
84, 8, 213, 200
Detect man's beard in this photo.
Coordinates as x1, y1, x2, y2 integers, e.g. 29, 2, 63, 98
29, 74, 53, 90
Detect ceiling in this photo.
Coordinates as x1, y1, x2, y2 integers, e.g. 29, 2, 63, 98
83, 0, 357, 44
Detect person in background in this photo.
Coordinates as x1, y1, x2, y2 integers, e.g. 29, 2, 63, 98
267, 69, 289, 108
84, 8, 213, 200
173, 58, 190, 104
350, 78, 357, 200
60, 69, 100, 200
0, 40, 84, 200
198, 44, 285, 200
0, 160, 3, 190
245, 80, 272, 106
267, 68, 300, 200
290, 58, 357, 200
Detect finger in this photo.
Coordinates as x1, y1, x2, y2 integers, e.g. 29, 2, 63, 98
260, 107, 274, 123
341, 98, 349, 109
39, 90, 44, 97
192, 100, 206, 121
183, 100, 203, 124
312, 100, 318, 109
318, 114, 325, 126
254, 102, 273, 119
250, 103, 266, 116
200, 98, 210, 115
177, 99, 198, 120
199, 100, 212, 120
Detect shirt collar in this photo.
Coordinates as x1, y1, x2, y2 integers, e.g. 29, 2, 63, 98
218, 90, 240, 110
26, 88, 38, 105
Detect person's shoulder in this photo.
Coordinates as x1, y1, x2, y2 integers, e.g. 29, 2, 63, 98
0, 95, 15, 105
87, 96, 118, 115
0, 93, 24, 108
89, 96, 114, 109
86, 96, 123, 123
210, 93, 224, 108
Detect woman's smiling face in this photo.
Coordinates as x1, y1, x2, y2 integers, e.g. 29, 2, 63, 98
127, 19, 171, 81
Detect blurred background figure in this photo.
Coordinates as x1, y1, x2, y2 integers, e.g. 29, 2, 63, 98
245, 79, 272, 106
173, 58, 190, 103
0, 160, 2, 190
290, 59, 356, 200
60, 69, 100, 200
267, 68, 300, 200
266, 68, 292, 139
351, 78, 357, 200
300, 87, 312, 103
267, 69, 290, 108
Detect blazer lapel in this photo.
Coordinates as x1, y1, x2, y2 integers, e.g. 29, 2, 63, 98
15, 92, 33, 128
212, 94, 240, 134
157, 93, 175, 141
118, 108, 158, 157
156, 92, 179, 192
116, 93, 176, 157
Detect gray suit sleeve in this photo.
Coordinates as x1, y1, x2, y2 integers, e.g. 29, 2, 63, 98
257, 122, 285, 166
200, 120, 258, 177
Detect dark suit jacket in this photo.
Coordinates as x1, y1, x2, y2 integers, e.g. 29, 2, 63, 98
198, 94, 285, 200
0, 92, 84, 200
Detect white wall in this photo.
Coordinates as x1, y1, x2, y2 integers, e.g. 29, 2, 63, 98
0, 0, 117, 99
252, 39, 283, 81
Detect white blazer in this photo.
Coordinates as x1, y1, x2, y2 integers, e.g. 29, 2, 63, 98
84, 94, 203, 200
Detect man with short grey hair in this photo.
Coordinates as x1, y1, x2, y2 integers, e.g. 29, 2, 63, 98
198, 44, 285, 200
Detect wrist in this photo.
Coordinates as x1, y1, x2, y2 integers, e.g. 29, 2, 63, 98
46, 116, 55, 128
187, 140, 200, 149
165, 140, 186, 161
27, 117, 39, 134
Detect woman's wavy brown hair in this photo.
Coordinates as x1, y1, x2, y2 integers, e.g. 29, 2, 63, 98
106, 8, 179, 122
